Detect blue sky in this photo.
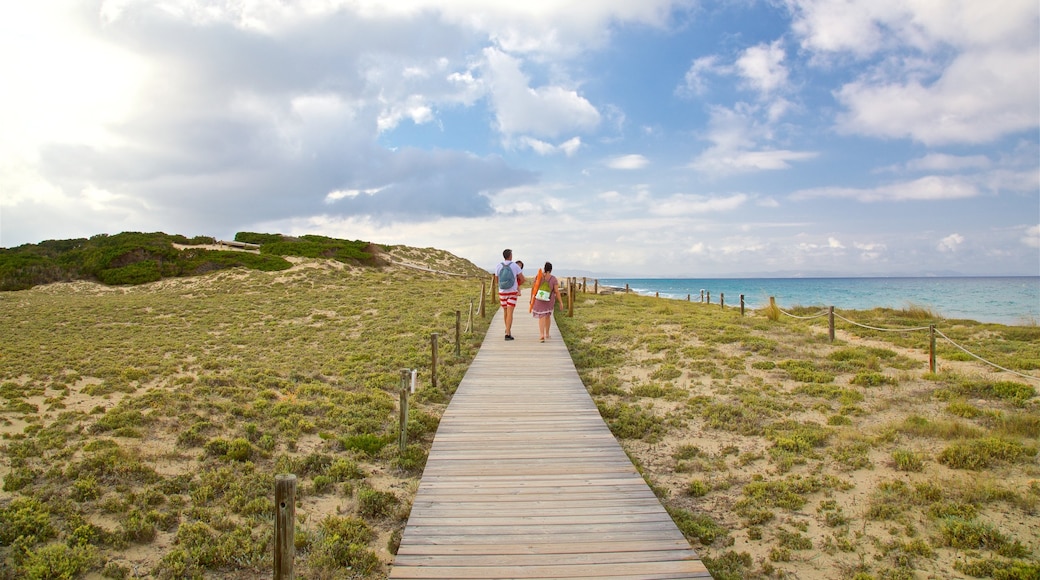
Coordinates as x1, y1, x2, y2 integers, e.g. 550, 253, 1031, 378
1, 0, 1037, 277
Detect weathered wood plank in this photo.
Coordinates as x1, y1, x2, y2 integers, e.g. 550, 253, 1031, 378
388, 289, 709, 579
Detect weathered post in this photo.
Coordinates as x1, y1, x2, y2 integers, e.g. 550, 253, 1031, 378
687, 294, 691, 301
431, 333, 439, 390
655, 292, 659, 298
399, 369, 410, 451
740, 294, 745, 316
568, 279, 575, 317
829, 306, 835, 342
582, 277, 587, 293
929, 325, 936, 373
274, 474, 297, 580
700, 289, 704, 303
594, 279, 598, 294
479, 280, 486, 318
455, 310, 461, 356
720, 293, 725, 309
625, 283, 630, 294
706, 291, 711, 304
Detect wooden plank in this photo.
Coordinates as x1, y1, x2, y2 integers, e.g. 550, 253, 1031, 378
388, 289, 709, 579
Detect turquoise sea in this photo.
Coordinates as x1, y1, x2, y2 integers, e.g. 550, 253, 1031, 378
597, 277, 1040, 326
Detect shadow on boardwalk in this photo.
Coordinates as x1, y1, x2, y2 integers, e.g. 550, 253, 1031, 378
389, 289, 710, 579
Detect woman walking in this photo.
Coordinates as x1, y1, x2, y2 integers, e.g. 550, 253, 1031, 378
530, 262, 565, 342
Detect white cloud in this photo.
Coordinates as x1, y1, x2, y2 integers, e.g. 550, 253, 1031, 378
938, 233, 964, 252
677, 55, 722, 96
792, 175, 979, 202
325, 186, 385, 203
736, 40, 789, 94
516, 136, 583, 156
649, 193, 749, 216
786, 0, 1040, 145
688, 103, 816, 176
827, 237, 844, 249
1023, 225, 1040, 249
692, 148, 817, 174
835, 49, 1040, 145
606, 154, 649, 170
854, 241, 886, 260
483, 47, 601, 139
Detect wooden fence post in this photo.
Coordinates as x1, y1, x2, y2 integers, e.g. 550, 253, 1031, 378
431, 333, 439, 390
829, 307, 835, 342
706, 291, 711, 304
740, 294, 745, 316
568, 279, 574, 318
275, 474, 296, 580
594, 280, 598, 294
479, 280, 486, 318
720, 293, 725, 309
700, 289, 704, 303
455, 310, 461, 356
582, 277, 587, 293
929, 325, 936, 373
399, 369, 409, 451
625, 283, 629, 294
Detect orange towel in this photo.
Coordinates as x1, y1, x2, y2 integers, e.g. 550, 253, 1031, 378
529, 268, 544, 312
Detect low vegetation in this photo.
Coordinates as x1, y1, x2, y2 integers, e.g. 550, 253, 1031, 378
556, 290, 1039, 580
0, 231, 384, 291
2, 237, 1036, 580
0, 238, 490, 578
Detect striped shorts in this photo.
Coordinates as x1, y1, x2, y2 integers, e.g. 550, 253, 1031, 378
498, 290, 519, 308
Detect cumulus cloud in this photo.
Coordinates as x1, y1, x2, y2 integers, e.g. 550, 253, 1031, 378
483, 48, 601, 140
736, 40, 789, 94
786, 0, 1040, 145
938, 233, 964, 252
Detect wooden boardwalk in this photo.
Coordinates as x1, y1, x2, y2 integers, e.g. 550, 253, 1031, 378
389, 290, 710, 579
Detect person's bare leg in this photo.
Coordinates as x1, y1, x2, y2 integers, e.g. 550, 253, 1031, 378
504, 305, 514, 337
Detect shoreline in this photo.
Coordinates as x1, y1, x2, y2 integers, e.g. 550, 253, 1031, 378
587, 277, 1039, 327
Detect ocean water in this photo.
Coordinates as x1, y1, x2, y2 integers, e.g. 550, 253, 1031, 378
597, 277, 1040, 326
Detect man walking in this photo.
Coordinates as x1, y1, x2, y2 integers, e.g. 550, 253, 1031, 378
496, 249, 524, 340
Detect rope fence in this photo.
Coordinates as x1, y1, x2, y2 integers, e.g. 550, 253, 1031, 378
772, 299, 1038, 382
482, 275, 1038, 383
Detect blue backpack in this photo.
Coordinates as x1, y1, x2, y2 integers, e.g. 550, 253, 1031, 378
497, 262, 516, 290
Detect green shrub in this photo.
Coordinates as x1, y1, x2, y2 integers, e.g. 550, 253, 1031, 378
309, 516, 381, 574
666, 507, 728, 546
340, 434, 388, 456
18, 542, 99, 580
0, 497, 54, 546
939, 517, 1028, 557
938, 437, 1036, 470
851, 371, 897, 387
779, 360, 835, 383
686, 479, 710, 497
891, 450, 924, 472
703, 551, 753, 580
356, 487, 401, 519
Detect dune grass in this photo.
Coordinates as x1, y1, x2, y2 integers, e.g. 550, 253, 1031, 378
556, 290, 1040, 580
1, 256, 1037, 580
0, 252, 491, 579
